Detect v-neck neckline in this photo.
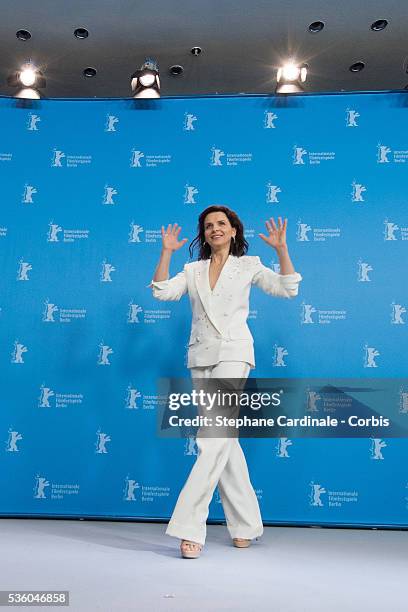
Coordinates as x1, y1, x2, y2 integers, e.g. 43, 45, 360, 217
207, 254, 231, 293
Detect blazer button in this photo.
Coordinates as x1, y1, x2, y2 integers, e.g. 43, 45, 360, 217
196, 336, 200, 342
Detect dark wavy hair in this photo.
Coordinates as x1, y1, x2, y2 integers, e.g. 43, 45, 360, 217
188, 205, 249, 260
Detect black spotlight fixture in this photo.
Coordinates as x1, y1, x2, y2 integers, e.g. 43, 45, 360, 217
131, 58, 160, 98
7, 62, 46, 99
169, 65, 184, 76
276, 60, 308, 94
371, 19, 388, 31
16, 29, 31, 41
309, 21, 324, 33
83, 67, 97, 78
349, 62, 365, 72
74, 27, 89, 39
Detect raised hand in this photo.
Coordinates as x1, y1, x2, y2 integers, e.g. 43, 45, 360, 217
259, 217, 288, 251
161, 223, 188, 252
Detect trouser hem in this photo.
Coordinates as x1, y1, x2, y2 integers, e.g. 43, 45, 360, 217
165, 520, 206, 546
227, 524, 264, 539
165, 520, 264, 545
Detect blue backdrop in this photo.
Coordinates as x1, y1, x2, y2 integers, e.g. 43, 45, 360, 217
0, 91, 407, 526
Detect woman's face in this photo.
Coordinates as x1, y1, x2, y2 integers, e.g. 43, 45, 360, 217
203, 211, 236, 251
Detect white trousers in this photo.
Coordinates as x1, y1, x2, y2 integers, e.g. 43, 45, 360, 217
165, 360, 264, 545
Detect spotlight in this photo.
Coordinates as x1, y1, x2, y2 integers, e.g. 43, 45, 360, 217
74, 27, 89, 39
16, 29, 31, 41
309, 21, 324, 33
371, 19, 388, 31
83, 67, 97, 78
349, 62, 365, 72
276, 61, 308, 94
169, 64, 184, 76
131, 59, 160, 99
7, 62, 46, 99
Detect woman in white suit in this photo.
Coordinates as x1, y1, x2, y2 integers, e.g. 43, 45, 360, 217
150, 205, 302, 558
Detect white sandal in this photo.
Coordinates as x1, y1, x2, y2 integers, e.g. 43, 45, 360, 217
232, 538, 251, 548
181, 539, 203, 559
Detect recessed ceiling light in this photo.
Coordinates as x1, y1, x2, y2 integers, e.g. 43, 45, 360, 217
74, 28, 89, 39
349, 62, 365, 72
191, 47, 202, 55
371, 19, 388, 31
83, 67, 97, 78
16, 30, 31, 41
169, 65, 184, 76
309, 21, 324, 33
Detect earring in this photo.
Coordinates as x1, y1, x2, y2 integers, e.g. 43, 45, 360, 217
232, 236, 235, 242
203, 241, 207, 246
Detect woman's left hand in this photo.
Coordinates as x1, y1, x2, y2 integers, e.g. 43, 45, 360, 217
259, 217, 288, 250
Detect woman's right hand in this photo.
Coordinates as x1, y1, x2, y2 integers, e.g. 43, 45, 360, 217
161, 223, 188, 252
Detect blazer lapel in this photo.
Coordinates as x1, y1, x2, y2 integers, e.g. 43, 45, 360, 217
194, 256, 232, 336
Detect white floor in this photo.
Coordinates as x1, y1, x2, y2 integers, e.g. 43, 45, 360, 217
0, 519, 406, 611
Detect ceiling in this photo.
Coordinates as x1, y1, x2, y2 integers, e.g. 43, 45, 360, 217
0, 0, 407, 98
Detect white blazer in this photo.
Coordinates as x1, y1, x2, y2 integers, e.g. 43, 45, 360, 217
149, 254, 302, 369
